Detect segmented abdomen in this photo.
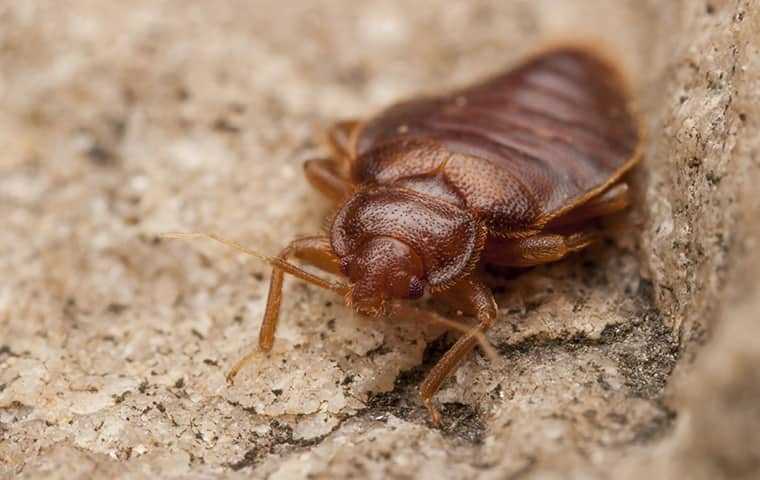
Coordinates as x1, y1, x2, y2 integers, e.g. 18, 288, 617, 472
354, 47, 641, 234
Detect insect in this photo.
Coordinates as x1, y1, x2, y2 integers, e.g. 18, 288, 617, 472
167, 45, 641, 425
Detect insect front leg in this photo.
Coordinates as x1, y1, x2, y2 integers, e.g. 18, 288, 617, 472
420, 276, 498, 425
227, 236, 345, 382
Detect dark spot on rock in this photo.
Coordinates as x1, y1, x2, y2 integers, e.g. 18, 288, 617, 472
490, 383, 502, 400
229, 447, 262, 471
112, 391, 130, 404
271, 388, 283, 397
123, 215, 141, 226
229, 102, 246, 114
174, 377, 185, 389
212, 117, 241, 134
336, 64, 369, 88
608, 412, 628, 425
105, 303, 129, 315
439, 402, 486, 444
706, 171, 723, 185
122, 86, 137, 104
366, 344, 392, 358
87, 143, 119, 167
631, 402, 677, 443
0, 345, 19, 361
175, 86, 190, 102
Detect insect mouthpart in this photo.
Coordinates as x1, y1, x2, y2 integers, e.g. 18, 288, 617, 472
343, 236, 426, 313
345, 283, 388, 318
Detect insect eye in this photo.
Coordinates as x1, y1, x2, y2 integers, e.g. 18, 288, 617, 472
408, 277, 425, 299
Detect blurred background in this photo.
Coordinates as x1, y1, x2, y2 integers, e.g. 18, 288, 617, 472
1, 1, 758, 479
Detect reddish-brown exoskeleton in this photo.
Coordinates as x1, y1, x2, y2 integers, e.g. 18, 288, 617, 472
167, 46, 642, 424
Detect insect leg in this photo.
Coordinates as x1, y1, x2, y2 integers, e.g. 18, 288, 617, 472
304, 158, 353, 202
225, 236, 345, 382
258, 236, 343, 350
324, 120, 360, 159
419, 276, 498, 425
547, 182, 631, 229
483, 231, 599, 267
304, 120, 361, 201
161, 233, 347, 382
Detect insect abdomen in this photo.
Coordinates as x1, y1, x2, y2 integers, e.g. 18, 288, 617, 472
353, 47, 641, 235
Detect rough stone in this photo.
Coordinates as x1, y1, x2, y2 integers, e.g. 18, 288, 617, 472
1, 1, 758, 479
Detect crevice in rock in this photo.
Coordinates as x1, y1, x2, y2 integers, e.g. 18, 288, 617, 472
361, 334, 487, 444
498, 277, 680, 402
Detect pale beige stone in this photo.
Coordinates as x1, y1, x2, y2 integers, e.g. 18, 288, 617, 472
1, 1, 758, 479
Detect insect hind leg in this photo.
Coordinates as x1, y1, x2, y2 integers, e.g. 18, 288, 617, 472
419, 276, 498, 425
483, 231, 599, 268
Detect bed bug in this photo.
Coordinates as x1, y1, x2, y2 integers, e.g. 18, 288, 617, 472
167, 45, 642, 425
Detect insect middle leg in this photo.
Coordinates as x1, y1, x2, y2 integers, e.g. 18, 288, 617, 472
227, 235, 344, 382
420, 276, 498, 425
483, 230, 599, 268
489, 183, 630, 267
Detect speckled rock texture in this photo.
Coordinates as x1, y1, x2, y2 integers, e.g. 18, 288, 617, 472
1, 1, 758, 479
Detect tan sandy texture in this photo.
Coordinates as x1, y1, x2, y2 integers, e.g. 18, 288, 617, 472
1, 1, 758, 479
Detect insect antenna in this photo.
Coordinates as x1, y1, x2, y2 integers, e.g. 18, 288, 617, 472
161, 232, 349, 295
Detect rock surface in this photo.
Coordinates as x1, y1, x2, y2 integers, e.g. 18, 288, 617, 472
1, 1, 758, 479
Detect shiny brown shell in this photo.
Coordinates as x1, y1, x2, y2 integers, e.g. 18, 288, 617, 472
346, 46, 642, 238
